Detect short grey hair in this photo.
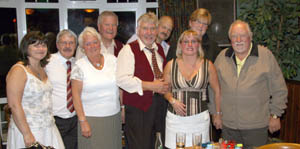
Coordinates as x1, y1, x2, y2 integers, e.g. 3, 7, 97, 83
137, 12, 158, 28
97, 11, 119, 26
56, 29, 77, 44
78, 27, 101, 49
228, 20, 253, 40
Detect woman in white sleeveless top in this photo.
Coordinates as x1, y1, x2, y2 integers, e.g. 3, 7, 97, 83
6, 31, 64, 149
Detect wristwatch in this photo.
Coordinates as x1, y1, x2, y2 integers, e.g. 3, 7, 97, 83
271, 114, 279, 119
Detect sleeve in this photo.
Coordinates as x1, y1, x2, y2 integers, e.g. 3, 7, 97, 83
207, 85, 216, 114
70, 63, 84, 81
207, 50, 223, 114
267, 49, 288, 117
116, 44, 143, 95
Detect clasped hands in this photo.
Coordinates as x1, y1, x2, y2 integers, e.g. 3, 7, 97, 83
171, 99, 222, 129
152, 79, 169, 94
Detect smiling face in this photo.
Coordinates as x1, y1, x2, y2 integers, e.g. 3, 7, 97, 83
180, 34, 200, 57
137, 21, 158, 48
82, 34, 101, 58
189, 18, 209, 39
57, 34, 76, 59
230, 23, 251, 57
98, 15, 118, 41
28, 41, 48, 61
157, 17, 173, 43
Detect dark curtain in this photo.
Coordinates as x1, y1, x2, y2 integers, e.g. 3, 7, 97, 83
158, 0, 198, 51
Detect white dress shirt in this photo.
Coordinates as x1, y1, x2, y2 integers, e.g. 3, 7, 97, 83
116, 38, 164, 96
45, 52, 76, 118
127, 33, 170, 56
161, 40, 170, 56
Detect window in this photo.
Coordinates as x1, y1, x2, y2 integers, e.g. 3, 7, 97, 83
0, 8, 18, 97
146, 8, 157, 14
107, 0, 138, 3
114, 11, 136, 43
25, 0, 59, 3
26, 8, 59, 34
68, 9, 99, 35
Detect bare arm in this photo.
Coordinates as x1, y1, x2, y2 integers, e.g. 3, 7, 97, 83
119, 89, 125, 123
163, 60, 186, 116
72, 79, 91, 138
6, 65, 35, 147
163, 61, 172, 102
142, 79, 169, 94
208, 61, 222, 129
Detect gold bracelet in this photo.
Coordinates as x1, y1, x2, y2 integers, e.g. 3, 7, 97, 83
170, 98, 176, 105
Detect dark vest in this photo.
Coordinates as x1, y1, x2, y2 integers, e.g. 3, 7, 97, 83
114, 39, 123, 57
123, 40, 166, 112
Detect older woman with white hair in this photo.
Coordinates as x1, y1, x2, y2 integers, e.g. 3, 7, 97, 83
71, 27, 121, 148
163, 30, 222, 148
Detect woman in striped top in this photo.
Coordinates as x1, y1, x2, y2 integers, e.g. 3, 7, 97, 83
163, 30, 222, 148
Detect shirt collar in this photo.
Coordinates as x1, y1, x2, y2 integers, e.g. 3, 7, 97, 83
236, 44, 252, 66
57, 52, 74, 64
100, 36, 116, 49
225, 42, 259, 58
137, 38, 158, 51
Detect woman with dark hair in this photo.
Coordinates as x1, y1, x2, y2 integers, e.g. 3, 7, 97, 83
6, 31, 64, 148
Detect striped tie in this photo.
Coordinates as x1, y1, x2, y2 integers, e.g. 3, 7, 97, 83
146, 48, 163, 79
66, 61, 74, 113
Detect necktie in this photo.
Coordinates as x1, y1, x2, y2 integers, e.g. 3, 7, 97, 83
66, 61, 74, 113
147, 48, 163, 79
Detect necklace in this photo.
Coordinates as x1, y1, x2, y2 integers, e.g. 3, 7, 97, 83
28, 65, 42, 80
96, 63, 102, 67
95, 55, 104, 68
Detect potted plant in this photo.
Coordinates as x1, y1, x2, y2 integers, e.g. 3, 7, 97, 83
239, 0, 300, 79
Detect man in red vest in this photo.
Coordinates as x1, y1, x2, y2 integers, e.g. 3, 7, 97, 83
117, 12, 169, 149
75, 11, 123, 59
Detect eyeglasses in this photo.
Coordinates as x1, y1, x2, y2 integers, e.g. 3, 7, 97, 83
195, 20, 208, 26
181, 40, 198, 44
59, 41, 75, 46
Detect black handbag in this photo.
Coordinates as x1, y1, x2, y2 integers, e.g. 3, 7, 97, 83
22, 142, 55, 149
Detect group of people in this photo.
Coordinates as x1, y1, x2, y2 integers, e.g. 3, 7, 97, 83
5, 8, 287, 149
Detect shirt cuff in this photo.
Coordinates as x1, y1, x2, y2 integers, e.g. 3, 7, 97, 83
136, 79, 144, 96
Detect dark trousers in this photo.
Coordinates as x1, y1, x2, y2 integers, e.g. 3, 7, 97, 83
54, 116, 78, 149
125, 95, 159, 149
154, 94, 168, 147
222, 125, 268, 149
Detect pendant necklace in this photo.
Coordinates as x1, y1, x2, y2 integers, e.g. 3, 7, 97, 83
96, 55, 103, 68
96, 63, 101, 67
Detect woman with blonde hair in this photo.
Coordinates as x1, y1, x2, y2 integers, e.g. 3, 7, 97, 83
163, 30, 222, 148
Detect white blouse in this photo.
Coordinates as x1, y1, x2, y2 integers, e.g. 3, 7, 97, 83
71, 53, 120, 117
